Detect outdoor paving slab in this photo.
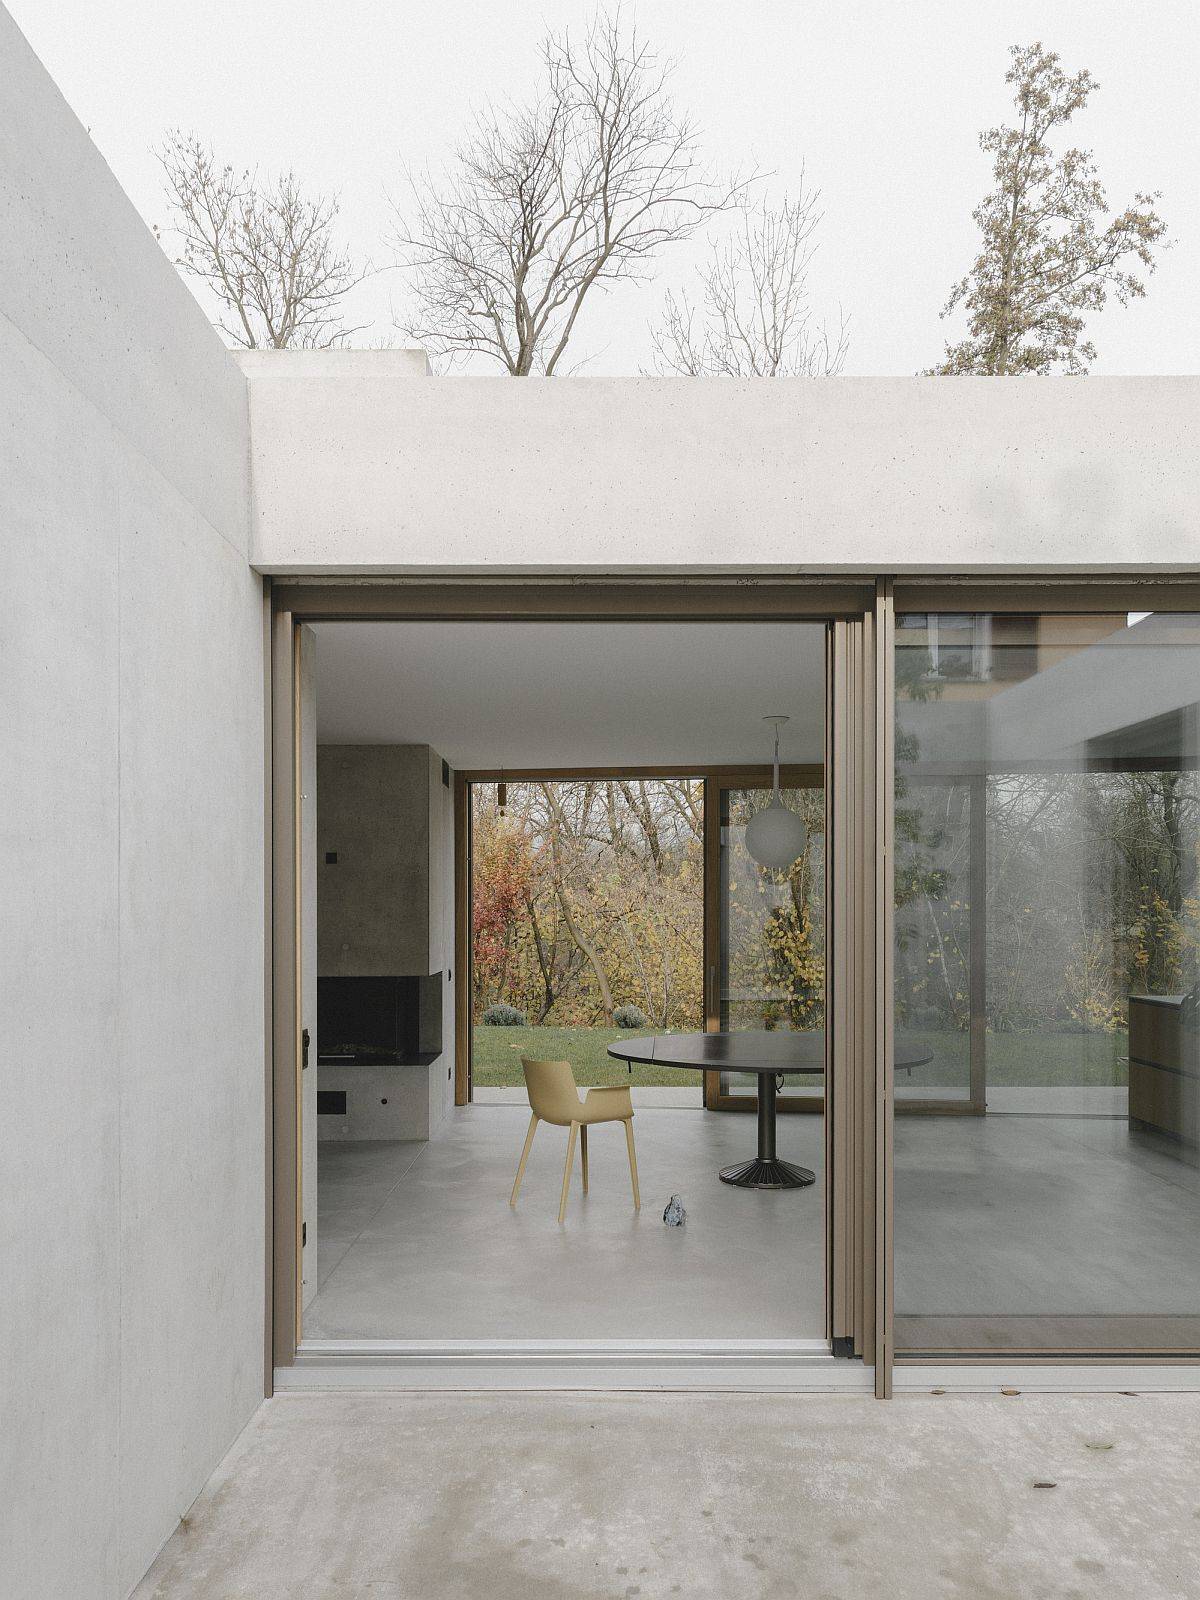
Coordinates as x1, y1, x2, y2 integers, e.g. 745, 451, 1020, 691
133, 1390, 1200, 1600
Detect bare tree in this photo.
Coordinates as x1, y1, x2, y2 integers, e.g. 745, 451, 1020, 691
929, 43, 1167, 375
156, 130, 369, 348
393, 9, 749, 374
651, 188, 848, 376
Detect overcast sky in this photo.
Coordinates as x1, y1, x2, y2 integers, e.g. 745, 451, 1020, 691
11, 0, 1199, 375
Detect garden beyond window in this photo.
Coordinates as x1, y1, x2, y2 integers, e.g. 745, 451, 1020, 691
471, 779, 705, 1089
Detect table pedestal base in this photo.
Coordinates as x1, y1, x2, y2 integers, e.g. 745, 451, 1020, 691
718, 1070, 814, 1190
719, 1156, 815, 1190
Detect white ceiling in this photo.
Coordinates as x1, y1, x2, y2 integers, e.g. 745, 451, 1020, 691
312, 622, 826, 768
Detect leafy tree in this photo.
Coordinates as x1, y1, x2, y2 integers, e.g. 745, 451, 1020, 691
471, 811, 534, 1009
472, 778, 829, 1045
929, 42, 1167, 375
471, 779, 704, 1030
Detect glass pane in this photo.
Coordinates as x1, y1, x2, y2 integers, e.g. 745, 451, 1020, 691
894, 776, 973, 1104
471, 779, 704, 1096
718, 784, 825, 1101
894, 612, 1200, 1353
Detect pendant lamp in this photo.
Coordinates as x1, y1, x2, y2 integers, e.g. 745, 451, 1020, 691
745, 715, 806, 870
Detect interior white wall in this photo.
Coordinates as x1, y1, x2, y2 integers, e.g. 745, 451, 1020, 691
1, 10, 265, 1598
241, 352, 1200, 576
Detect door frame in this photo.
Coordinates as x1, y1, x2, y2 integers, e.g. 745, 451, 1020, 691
266, 578, 887, 1385
825, 597, 894, 1393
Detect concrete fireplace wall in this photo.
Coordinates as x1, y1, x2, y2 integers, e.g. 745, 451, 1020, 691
315, 745, 455, 1142
0, 11, 265, 1596
317, 745, 446, 977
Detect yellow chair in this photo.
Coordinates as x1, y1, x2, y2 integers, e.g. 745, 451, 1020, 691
510, 1057, 640, 1224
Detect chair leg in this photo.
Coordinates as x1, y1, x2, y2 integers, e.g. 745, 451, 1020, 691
559, 1123, 579, 1224
580, 1125, 589, 1194
510, 1114, 539, 1207
624, 1118, 640, 1210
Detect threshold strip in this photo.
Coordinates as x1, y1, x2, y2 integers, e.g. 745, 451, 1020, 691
276, 1338, 872, 1393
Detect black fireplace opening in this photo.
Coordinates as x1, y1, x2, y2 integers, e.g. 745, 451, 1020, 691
317, 974, 442, 1065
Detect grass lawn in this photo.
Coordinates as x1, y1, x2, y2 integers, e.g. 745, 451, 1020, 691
473, 1023, 1130, 1090
472, 1025, 702, 1088
900, 1028, 1128, 1089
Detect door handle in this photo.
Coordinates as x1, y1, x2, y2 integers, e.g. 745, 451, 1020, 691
302, 1027, 310, 1069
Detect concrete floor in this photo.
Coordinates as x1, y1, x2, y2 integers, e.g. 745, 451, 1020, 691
133, 1390, 1200, 1599
306, 1107, 827, 1340
896, 1114, 1200, 1348
307, 1105, 1200, 1350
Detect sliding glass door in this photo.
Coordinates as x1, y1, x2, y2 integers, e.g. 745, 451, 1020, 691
893, 610, 1200, 1354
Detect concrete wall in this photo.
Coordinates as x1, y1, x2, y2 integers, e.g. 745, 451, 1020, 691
317, 746, 437, 977
240, 354, 1200, 576
315, 745, 454, 1142
316, 1056, 445, 1142
1, 11, 265, 1597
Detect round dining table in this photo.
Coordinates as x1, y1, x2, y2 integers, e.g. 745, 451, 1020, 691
606, 1030, 932, 1191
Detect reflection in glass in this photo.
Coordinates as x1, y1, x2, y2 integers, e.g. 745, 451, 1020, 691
894, 613, 1200, 1353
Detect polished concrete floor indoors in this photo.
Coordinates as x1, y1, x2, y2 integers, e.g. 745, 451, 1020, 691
306, 1105, 1200, 1352
133, 1390, 1200, 1600
306, 1106, 828, 1341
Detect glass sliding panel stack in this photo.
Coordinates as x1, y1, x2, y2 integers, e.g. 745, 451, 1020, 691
893, 611, 1200, 1355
